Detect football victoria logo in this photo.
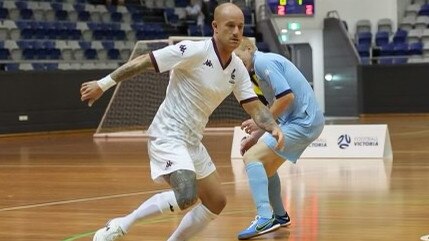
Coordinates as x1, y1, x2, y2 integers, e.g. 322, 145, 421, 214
337, 134, 351, 149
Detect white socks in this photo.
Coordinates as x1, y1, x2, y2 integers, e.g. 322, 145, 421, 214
114, 191, 217, 241
117, 190, 180, 232
167, 204, 218, 241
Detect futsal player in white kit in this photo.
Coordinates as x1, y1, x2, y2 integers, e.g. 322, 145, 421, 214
80, 3, 284, 241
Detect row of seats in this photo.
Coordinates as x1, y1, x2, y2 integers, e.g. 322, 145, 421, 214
0, 39, 133, 60
1, 62, 120, 71
1, 20, 175, 41
0, 0, 257, 70
357, 28, 429, 46
354, 1, 429, 64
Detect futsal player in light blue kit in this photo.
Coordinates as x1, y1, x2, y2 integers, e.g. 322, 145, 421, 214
234, 37, 325, 240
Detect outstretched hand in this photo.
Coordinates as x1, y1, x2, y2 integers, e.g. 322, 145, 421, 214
80, 81, 103, 107
241, 118, 285, 152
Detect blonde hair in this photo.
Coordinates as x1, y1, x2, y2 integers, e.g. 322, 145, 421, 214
238, 37, 257, 52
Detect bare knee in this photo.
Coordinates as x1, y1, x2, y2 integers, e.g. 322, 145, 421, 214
169, 170, 199, 210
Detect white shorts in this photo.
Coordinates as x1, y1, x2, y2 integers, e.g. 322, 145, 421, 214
147, 137, 216, 183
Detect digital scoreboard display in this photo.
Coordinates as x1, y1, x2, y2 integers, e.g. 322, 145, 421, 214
267, 0, 315, 16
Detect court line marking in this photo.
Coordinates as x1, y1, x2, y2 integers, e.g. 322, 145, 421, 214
0, 179, 244, 212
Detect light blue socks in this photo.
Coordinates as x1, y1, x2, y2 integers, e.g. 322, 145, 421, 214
268, 172, 286, 216
245, 162, 272, 218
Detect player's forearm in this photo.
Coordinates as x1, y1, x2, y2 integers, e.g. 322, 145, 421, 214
110, 54, 152, 82
249, 102, 278, 133
97, 54, 153, 92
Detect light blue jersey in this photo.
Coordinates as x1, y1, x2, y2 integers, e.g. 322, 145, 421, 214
253, 51, 324, 162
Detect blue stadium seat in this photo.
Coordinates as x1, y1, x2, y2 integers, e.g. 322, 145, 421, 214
0, 7, 8, 19
356, 43, 371, 64
21, 28, 35, 39
379, 43, 394, 64
16, 20, 31, 30
23, 48, 36, 59
409, 42, 423, 55
164, 8, 179, 25
74, 4, 85, 12
79, 41, 92, 49
15, 1, 28, 10
131, 12, 144, 22
111, 12, 123, 22
242, 8, 253, 25
45, 63, 58, 70
43, 40, 55, 49
418, 4, 429, 16
5, 63, 19, 71
394, 43, 409, 56
243, 26, 254, 36
20, 9, 33, 20
256, 42, 270, 52
0, 48, 10, 59
32, 63, 46, 70
92, 29, 107, 40
203, 24, 212, 36
393, 29, 407, 44
84, 48, 97, 60
78, 11, 90, 21
46, 48, 61, 59
393, 43, 409, 64
357, 31, 372, 45
175, 0, 188, 8
375, 31, 389, 47
102, 40, 115, 49
107, 48, 120, 60
356, 43, 371, 57
55, 10, 68, 21
17, 40, 32, 49
188, 25, 202, 36
51, 2, 63, 11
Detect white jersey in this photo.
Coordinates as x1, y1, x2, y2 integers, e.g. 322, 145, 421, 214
148, 38, 257, 145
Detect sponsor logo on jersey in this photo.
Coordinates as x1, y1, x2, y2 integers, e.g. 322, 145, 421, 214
179, 44, 187, 55
229, 69, 236, 84
203, 59, 213, 68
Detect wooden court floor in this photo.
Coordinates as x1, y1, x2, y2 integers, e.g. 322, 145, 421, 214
1, 115, 429, 241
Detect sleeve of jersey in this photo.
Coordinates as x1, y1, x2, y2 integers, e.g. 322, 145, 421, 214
233, 64, 258, 105
256, 58, 292, 99
149, 40, 204, 73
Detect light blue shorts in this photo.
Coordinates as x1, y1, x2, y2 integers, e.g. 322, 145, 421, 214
261, 117, 324, 163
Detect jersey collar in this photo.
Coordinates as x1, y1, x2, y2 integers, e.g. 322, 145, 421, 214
211, 38, 232, 70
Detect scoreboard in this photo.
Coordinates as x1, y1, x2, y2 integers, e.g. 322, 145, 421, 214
267, 0, 315, 16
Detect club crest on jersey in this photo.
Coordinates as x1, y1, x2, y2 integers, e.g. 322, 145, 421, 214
179, 45, 187, 55
229, 69, 236, 84
203, 59, 213, 68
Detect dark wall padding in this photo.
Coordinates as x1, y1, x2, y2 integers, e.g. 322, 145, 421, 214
0, 70, 114, 134
358, 63, 429, 113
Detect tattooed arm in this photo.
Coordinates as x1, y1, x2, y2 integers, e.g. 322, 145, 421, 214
241, 100, 284, 150
110, 54, 154, 82
80, 54, 153, 107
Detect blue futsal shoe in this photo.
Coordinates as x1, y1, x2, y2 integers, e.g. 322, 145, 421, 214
273, 212, 291, 227
237, 216, 281, 240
